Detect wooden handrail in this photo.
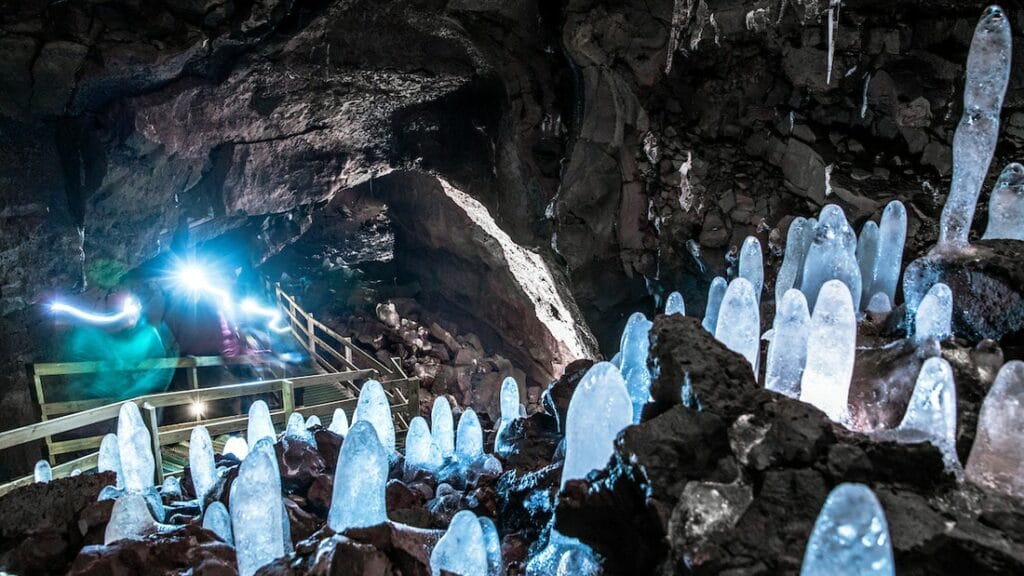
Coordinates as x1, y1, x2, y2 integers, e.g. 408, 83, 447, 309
31, 353, 281, 377
0, 370, 377, 452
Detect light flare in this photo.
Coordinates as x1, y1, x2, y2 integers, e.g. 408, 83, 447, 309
49, 297, 142, 325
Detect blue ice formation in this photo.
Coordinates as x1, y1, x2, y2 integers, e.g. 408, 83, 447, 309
618, 312, 654, 423
966, 361, 1024, 499
765, 289, 810, 399
203, 501, 233, 545
495, 376, 521, 457
117, 402, 155, 493
353, 379, 396, 457
230, 441, 285, 576
800, 205, 861, 310
739, 236, 764, 301
222, 436, 249, 460
702, 277, 728, 335
246, 400, 276, 448
799, 280, 857, 425
561, 362, 633, 488
284, 411, 315, 445
664, 291, 686, 316
104, 492, 161, 544
98, 433, 122, 488
328, 420, 388, 533
34, 460, 51, 483
938, 6, 1012, 249
432, 396, 456, 461
856, 220, 879, 310
715, 278, 760, 374
189, 425, 217, 503
479, 516, 503, 576
867, 201, 907, 308
892, 357, 961, 475
328, 408, 349, 436
429, 510, 489, 576
305, 415, 321, 429
983, 163, 1024, 240
405, 416, 443, 473
456, 409, 485, 468
801, 483, 893, 576
776, 217, 815, 304
914, 283, 953, 342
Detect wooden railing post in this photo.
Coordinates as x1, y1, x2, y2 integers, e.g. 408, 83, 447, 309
186, 356, 199, 390
281, 380, 294, 421
141, 402, 164, 485
306, 313, 316, 357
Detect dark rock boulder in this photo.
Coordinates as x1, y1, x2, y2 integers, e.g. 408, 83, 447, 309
0, 471, 115, 575
903, 240, 1024, 344
68, 524, 237, 576
648, 314, 759, 417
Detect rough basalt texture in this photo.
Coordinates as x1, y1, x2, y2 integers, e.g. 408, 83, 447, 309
68, 524, 237, 576
553, 317, 1024, 576
0, 471, 115, 575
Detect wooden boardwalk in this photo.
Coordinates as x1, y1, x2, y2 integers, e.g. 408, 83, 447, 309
0, 284, 418, 496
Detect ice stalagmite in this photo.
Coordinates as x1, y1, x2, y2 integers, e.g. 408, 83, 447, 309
98, 433, 122, 488
432, 396, 456, 460
223, 436, 249, 460
765, 289, 810, 399
305, 415, 321, 429
914, 283, 953, 342
328, 408, 349, 436
34, 460, 51, 483
203, 501, 233, 545
739, 236, 764, 301
562, 362, 633, 487
801, 205, 861, 310
866, 293, 892, 315
775, 217, 814, 304
856, 220, 879, 310
938, 6, 1012, 249
246, 400, 276, 447
982, 162, 1024, 240
618, 312, 653, 423
429, 510, 488, 576
800, 280, 857, 425
702, 277, 728, 335
800, 483, 894, 576
495, 377, 520, 457
328, 420, 388, 533
231, 442, 285, 576
715, 278, 760, 374
456, 409, 485, 467
479, 517, 503, 576
284, 412, 315, 445
966, 360, 1024, 499
104, 492, 158, 544
405, 416, 443, 473
353, 379, 396, 456
892, 357, 961, 474
117, 402, 155, 492
664, 291, 686, 316
868, 200, 907, 306
189, 425, 218, 503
